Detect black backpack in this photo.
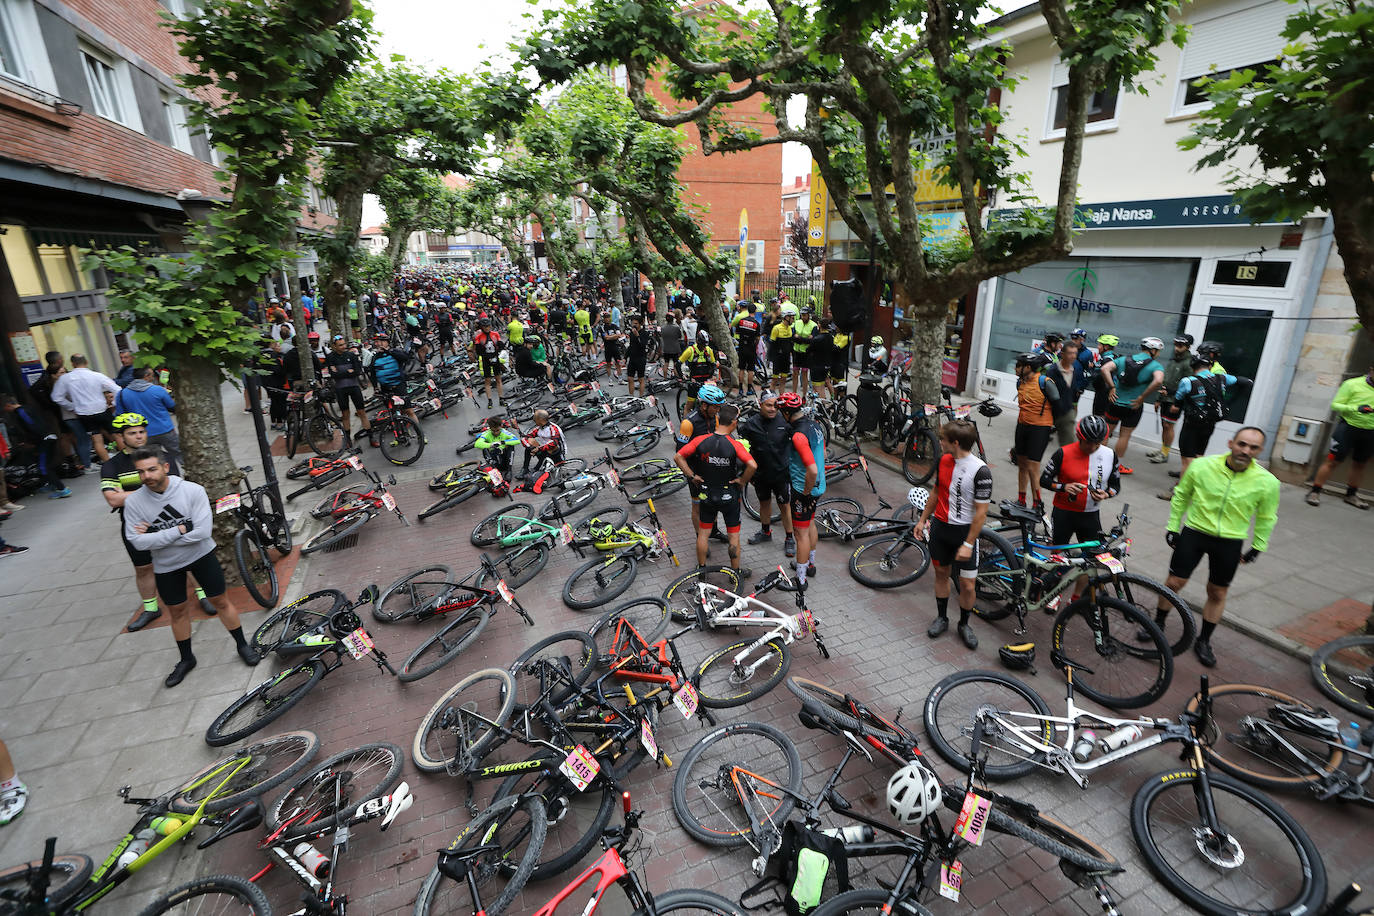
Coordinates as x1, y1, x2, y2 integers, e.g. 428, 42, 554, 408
1115, 354, 1150, 388
829, 279, 864, 331
1184, 373, 1226, 424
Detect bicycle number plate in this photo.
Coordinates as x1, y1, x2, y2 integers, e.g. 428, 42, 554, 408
608, 469, 620, 486
654, 529, 671, 552
939, 861, 963, 901
602, 404, 612, 417
488, 469, 504, 487
347, 455, 363, 469
341, 627, 374, 659
673, 681, 699, 720
426, 379, 438, 392
640, 719, 658, 760
1095, 553, 1125, 574
496, 580, 516, 604
1121, 537, 1131, 557
954, 791, 993, 846
955, 405, 972, 419
430, 398, 442, 411
214, 493, 241, 514
591, 382, 601, 391
923, 403, 938, 417
858, 456, 868, 472
648, 395, 657, 407
559, 523, 574, 545
559, 745, 600, 791
380, 492, 397, 511
302, 390, 314, 403
391, 396, 405, 407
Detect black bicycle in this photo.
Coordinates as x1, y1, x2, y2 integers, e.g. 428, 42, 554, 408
223, 464, 293, 608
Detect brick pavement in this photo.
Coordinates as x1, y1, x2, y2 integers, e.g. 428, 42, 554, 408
1, 379, 1371, 914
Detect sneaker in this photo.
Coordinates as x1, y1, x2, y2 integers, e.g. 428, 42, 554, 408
0, 502, 24, 511
735, 566, 753, 580
237, 643, 260, 666
0, 781, 28, 826
1306, 491, 1321, 507
48, 487, 72, 499
127, 608, 162, 631
1168, 470, 1181, 479
1194, 637, 1216, 668
1119, 465, 1134, 475
1156, 487, 1175, 501
1344, 493, 1370, 510
806, 562, 817, 577
165, 657, 197, 688
708, 528, 729, 543
0, 544, 29, 559
783, 534, 796, 558
1146, 450, 1168, 464
747, 529, 772, 545
199, 595, 219, 616
927, 616, 949, 639
957, 623, 978, 650
35, 484, 54, 494
487, 400, 494, 409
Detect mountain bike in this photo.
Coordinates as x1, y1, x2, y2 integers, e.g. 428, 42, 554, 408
270, 386, 345, 460
418, 462, 507, 521
301, 466, 410, 555
370, 394, 425, 466
283, 449, 361, 502
0, 731, 319, 915
922, 669, 1328, 916
1311, 632, 1374, 719
470, 499, 625, 552
898, 389, 999, 485
205, 585, 396, 746
740, 442, 874, 524
562, 502, 679, 610
220, 464, 293, 609
809, 495, 936, 588
613, 456, 687, 503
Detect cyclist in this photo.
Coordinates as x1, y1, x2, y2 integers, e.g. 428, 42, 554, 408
1098, 336, 1165, 474
678, 330, 719, 412
1307, 361, 1374, 509
507, 310, 525, 347
823, 320, 851, 400
574, 300, 595, 357
368, 332, 421, 442
1034, 331, 1065, 359
1086, 333, 1118, 417
806, 316, 834, 399
474, 416, 519, 485
324, 334, 369, 443
1012, 351, 1061, 512
866, 336, 889, 374
471, 318, 506, 408
740, 390, 797, 557
1197, 339, 1227, 375
675, 402, 756, 578
602, 319, 627, 382
625, 315, 651, 397
731, 300, 763, 395
513, 333, 555, 385
520, 409, 565, 476
1039, 415, 1120, 547
1146, 335, 1194, 465
767, 300, 793, 391
1158, 356, 1253, 500
677, 384, 728, 544
913, 418, 992, 650
777, 392, 824, 586
434, 306, 457, 360
790, 305, 819, 393
660, 312, 685, 378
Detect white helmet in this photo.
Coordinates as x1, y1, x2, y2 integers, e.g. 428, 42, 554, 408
1141, 336, 1164, 351
867, 344, 886, 360
906, 487, 929, 510
886, 761, 942, 825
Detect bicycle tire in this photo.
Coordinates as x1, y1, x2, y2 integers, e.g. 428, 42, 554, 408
234, 527, 279, 609
847, 534, 931, 588
379, 416, 425, 466
922, 670, 1054, 780
694, 638, 790, 708
834, 395, 860, 439
492, 750, 617, 881
900, 427, 939, 485
593, 422, 623, 442
374, 565, 455, 624
784, 677, 908, 745
0, 853, 92, 911
476, 542, 549, 590
411, 794, 546, 916
546, 457, 589, 487
417, 480, 481, 520
135, 874, 271, 915
308, 484, 366, 519
266, 742, 404, 843
169, 729, 320, 814
300, 509, 371, 555
1089, 571, 1196, 656
813, 497, 864, 540
1131, 769, 1327, 916
614, 429, 660, 459
741, 485, 782, 523
944, 788, 1122, 875
618, 458, 671, 483
285, 465, 347, 503
205, 660, 325, 747
1310, 634, 1374, 719
1052, 594, 1172, 709
972, 527, 1022, 622
429, 461, 479, 490
563, 554, 639, 611
398, 610, 491, 683
507, 630, 598, 711
471, 502, 536, 547
307, 412, 344, 457
260, 496, 293, 556
628, 474, 687, 503
412, 667, 516, 774
663, 566, 742, 623
633, 890, 747, 915
1188, 683, 1344, 791
672, 721, 802, 847
540, 484, 600, 521
588, 597, 671, 669
250, 590, 346, 656
570, 506, 630, 543
284, 410, 300, 458
811, 889, 934, 916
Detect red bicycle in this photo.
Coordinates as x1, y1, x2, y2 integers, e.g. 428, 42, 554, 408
301, 465, 409, 555
283, 448, 362, 502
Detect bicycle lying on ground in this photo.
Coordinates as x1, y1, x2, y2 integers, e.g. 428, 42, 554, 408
561, 500, 679, 610
301, 465, 409, 555
1311, 631, 1374, 719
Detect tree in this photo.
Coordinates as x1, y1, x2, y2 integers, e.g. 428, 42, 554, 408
787, 216, 826, 272
518, 0, 1184, 401
1181, 0, 1374, 337
375, 170, 462, 273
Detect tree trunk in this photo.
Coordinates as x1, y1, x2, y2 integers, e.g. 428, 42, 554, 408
688, 276, 737, 370
652, 279, 669, 322
171, 355, 244, 587
385, 226, 410, 274
903, 302, 947, 407
323, 179, 367, 341
287, 269, 315, 387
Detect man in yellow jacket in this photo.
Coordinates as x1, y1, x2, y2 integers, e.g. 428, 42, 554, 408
1307, 364, 1374, 510
1159, 426, 1278, 667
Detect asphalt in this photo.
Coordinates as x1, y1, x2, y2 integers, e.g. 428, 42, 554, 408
0, 373, 1370, 914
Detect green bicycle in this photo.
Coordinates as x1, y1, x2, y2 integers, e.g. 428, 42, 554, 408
562, 501, 680, 611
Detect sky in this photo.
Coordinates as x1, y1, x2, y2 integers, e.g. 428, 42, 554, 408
359, 0, 808, 228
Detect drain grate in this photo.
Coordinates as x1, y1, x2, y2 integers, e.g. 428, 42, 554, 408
324, 533, 360, 553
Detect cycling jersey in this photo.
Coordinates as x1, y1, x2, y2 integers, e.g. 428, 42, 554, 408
1167, 452, 1279, 551
507, 319, 524, 345
734, 314, 761, 347
371, 349, 406, 387
102, 450, 181, 503
769, 321, 794, 349
474, 428, 520, 452
932, 453, 993, 525
791, 319, 817, 354
1016, 373, 1057, 427
524, 421, 564, 451
679, 345, 717, 381
678, 433, 753, 501
1331, 374, 1374, 430
1110, 352, 1163, 406
1040, 442, 1119, 513
787, 419, 826, 496
676, 409, 709, 447
474, 330, 504, 361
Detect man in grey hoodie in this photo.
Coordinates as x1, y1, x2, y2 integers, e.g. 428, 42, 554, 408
123, 447, 258, 687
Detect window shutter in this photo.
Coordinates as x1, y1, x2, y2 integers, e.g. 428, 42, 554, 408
1179, 0, 1290, 79
1051, 59, 1070, 88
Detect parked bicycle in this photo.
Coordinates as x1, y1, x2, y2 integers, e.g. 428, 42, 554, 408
220, 464, 293, 608
283, 449, 361, 503
898, 388, 1000, 485
1311, 631, 1374, 719
268, 386, 345, 460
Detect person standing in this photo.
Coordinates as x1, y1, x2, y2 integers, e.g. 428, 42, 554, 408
1161, 427, 1277, 667
675, 402, 756, 578
471, 319, 506, 408
1307, 363, 1374, 509
1098, 337, 1165, 474
114, 350, 136, 388
1012, 352, 1059, 512
1085, 333, 1117, 417
50, 353, 118, 464
1157, 357, 1253, 500
115, 368, 180, 461
323, 335, 370, 443
1048, 340, 1082, 446
777, 392, 824, 586
731, 301, 762, 395
123, 448, 259, 686
914, 418, 992, 650
676, 384, 728, 544
790, 305, 819, 393
740, 391, 797, 557
625, 316, 651, 397
1147, 335, 1195, 465
1039, 415, 1120, 546
660, 312, 684, 378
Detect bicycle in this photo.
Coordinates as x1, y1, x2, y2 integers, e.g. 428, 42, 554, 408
205, 585, 397, 746
1311, 632, 1374, 719
417, 462, 507, 522
922, 668, 1329, 916
283, 449, 361, 503
562, 501, 679, 610
300, 465, 410, 556
369, 393, 426, 466
219, 464, 294, 609
269, 387, 345, 460
0, 731, 320, 914
613, 457, 687, 503
804, 494, 936, 588
898, 389, 999, 486
373, 558, 536, 683
740, 441, 875, 524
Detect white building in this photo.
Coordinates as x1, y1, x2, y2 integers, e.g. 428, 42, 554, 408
968, 0, 1357, 479
359, 226, 387, 255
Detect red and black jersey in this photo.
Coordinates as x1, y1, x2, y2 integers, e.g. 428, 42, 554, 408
932, 453, 993, 525
678, 433, 753, 500
1041, 443, 1120, 512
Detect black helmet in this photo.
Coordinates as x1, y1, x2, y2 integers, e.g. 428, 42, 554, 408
1076, 414, 1109, 443
999, 643, 1036, 673
1043, 332, 1065, 344
1173, 334, 1195, 347
1015, 352, 1050, 370
1197, 340, 1223, 359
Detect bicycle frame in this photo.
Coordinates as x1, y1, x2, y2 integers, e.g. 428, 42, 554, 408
1234, 715, 1374, 804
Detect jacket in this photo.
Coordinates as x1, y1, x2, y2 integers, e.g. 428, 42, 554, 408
115, 381, 176, 436
123, 476, 216, 572
1167, 452, 1279, 552
1331, 375, 1374, 430
740, 410, 791, 477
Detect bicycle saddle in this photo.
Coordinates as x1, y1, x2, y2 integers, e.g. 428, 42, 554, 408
1271, 703, 1341, 740
941, 385, 955, 399
999, 500, 1042, 526
196, 799, 263, 850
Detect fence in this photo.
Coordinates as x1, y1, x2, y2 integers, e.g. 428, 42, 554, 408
739, 269, 826, 314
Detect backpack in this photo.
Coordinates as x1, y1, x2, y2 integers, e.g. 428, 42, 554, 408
1184, 373, 1226, 424
1039, 373, 1071, 419
1115, 354, 1150, 388
373, 351, 402, 386
740, 821, 850, 915
829, 279, 864, 331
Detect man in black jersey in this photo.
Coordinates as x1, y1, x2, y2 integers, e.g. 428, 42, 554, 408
675, 403, 756, 577
740, 391, 796, 556
732, 301, 762, 395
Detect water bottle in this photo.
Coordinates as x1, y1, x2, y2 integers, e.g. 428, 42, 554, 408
116, 828, 158, 869
149, 816, 183, 836
1071, 729, 1097, 762
821, 825, 874, 844
1342, 721, 1362, 751
293, 841, 331, 879
1099, 724, 1143, 753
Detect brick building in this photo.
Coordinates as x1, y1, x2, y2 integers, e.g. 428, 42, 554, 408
779, 173, 810, 271
0, 0, 332, 398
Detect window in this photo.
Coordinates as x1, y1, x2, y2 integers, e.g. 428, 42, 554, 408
0, 0, 54, 91
1047, 60, 1119, 135
1174, 0, 1290, 114
161, 92, 193, 153
80, 43, 140, 129
0, 0, 24, 81
165, 0, 204, 18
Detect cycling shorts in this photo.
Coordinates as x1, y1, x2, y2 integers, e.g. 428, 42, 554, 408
1013, 423, 1054, 463
1178, 419, 1216, 459
928, 518, 979, 577
770, 350, 791, 376
335, 386, 365, 412
1050, 508, 1102, 548
752, 474, 791, 506
1158, 402, 1183, 423
480, 357, 502, 379
1168, 526, 1243, 588
154, 549, 226, 606
699, 495, 742, 533
626, 357, 647, 378
829, 354, 849, 382
1103, 401, 1143, 429
790, 489, 817, 527
1330, 419, 1374, 464
78, 410, 113, 435
121, 521, 152, 567
735, 343, 757, 372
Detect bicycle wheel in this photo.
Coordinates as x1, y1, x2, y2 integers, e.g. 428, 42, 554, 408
307, 412, 345, 457
812, 889, 934, 916
562, 554, 638, 610
618, 458, 671, 483
1311, 634, 1374, 719
476, 543, 549, 589
1131, 769, 1327, 916
417, 480, 482, 521
847, 534, 931, 588
569, 506, 629, 543
1089, 571, 1196, 656
545, 457, 589, 487
694, 638, 790, 708
205, 660, 325, 747
492, 751, 617, 881
943, 789, 1122, 875
813, 497, 864, 540
284, 410, 300, 458
169, 730, 320, 814
399, 610, 491, 683
472, 502, 536, 547
785, 677, 908, 744
1052, 595, 1172, 709
627, 473, 687, 503
507, 630, 598, 711
1189, 684, 1344, 791
972, 528, 1022, 622
663, 566, 742, 623
429, 462, 479, 490
300, 509, 371, 555
266, 742, 404, 843
540, 484, 600, 520
834, 395, 860, 439
615, 428, 660, 459
411, 794, 546, 916
0, 853, 92, 911
412, 668, 516, 774
374, 565, 455, 624
379, 416, 424, 466
136, 874, 271, 915
741, 485, 781, 523
900, 427, 939, 485
672, 721, 802, 847
922, 670, 1053, 780
250, 589, 346, 656
588, 597, 671, 668
234, 528, 278, 609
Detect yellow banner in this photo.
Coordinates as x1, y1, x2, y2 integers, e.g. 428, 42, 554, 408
738, 208, 748, 294
807, 161, 827, 249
